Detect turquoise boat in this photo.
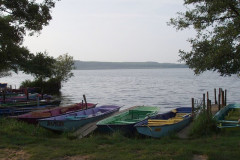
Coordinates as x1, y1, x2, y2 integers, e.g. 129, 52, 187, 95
134, 107, 192, 138
38, 105, 121, 132
214, 104, 240, 128
96, 106, 159, 134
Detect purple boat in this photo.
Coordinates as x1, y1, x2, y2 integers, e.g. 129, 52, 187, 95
13, 103, 97, 124
38, 105, 121, 132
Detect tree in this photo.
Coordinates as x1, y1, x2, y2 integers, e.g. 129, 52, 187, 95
0, 0, 59, 75
53, 53, 74, 83
20, 53, 74, 94
169, 0, 240, 76
21, 52, 56, 80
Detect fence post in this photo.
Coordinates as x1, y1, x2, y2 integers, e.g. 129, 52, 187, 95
214, 88, 217, 104
225, 89, 227, 106
209, 100, 212, 115
218, 93, 221, 110
207, 99, 209, 113
192, 98, 194, 118
222, 91, 225, 107
203, 93, 206, 110
83, 94, 88, 109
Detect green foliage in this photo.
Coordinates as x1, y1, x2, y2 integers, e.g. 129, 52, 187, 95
53, 53, 74, 82
21, 52, 56, 80
169, 0, 240, 76
0, 118, 56, 139
21, 78, 61, 94
20, 53, 74, 93
0, 68, 11, 78
0, 0, 58, 74
189, 109, 219, 137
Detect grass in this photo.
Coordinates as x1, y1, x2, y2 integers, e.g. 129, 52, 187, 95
1, 118, 240, 160
189, 109, 220, 137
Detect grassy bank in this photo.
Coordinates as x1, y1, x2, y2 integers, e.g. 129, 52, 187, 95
1, 118, 240, 160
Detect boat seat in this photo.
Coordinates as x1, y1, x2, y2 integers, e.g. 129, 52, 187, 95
66, 115, 88, 120
147, 118, 182, 126
176, 113, 188, 116
113, 120, 134, 124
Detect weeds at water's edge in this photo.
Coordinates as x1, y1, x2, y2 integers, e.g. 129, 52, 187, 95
189, 108, 220, 138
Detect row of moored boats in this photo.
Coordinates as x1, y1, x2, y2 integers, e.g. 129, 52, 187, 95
2, 85, 237, 138
0, 87, 193, 138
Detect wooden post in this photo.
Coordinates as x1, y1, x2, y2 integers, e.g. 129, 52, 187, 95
207, 92, 209, 101
83, 94, 88, 109
209, 100, 212, 115
225, 89, 227, 106
207, 99, 211, 121
207, 99, 209, 113
203, 93, 206, 110
214, 88, 217, 104
218, 93, 221, 110
191, 98, 194, 118
222, 91, 224, 107
192, 98, 194, 118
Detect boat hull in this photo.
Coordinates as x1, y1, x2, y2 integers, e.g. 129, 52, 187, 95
214, 104, 240, 128
134, 107, 192, 138
96, 123, 137, 134
38, 105, 120, 132
13, 103, 97, 124
0, 105, 56, 116
96, 106, 159, 134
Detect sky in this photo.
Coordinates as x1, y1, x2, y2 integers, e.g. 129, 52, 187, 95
23, 0, 196, 63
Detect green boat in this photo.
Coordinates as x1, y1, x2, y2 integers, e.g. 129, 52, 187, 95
214, 104, 240, 128
96, 106, 159, 134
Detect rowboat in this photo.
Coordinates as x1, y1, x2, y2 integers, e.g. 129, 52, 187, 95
0, 99, 61, 108
0, 105, 56, 116
134, 107, 192, 138
12, 103, 97, 124
96, 106, 159, 134
38, 105, 121, 132
0, 93, 50, 102
214, 104, 240, 128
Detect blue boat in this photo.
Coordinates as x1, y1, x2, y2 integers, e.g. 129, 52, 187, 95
134, 107, 192, 138
214, 104, 240, 128
38, 105, 121, 132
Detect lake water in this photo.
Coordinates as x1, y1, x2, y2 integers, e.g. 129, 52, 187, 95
1, 68, 239, 113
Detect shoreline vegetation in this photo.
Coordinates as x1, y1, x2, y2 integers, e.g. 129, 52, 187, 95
74, 61, 188, 70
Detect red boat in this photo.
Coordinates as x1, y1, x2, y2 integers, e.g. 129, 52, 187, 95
12, 103, 97, 124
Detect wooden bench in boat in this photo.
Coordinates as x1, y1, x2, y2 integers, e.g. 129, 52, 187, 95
113, 120, 135, 124
147, 117, 184, 126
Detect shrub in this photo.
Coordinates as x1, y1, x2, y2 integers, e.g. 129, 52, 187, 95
189, 108, 219, 137
20, 78, 61, 94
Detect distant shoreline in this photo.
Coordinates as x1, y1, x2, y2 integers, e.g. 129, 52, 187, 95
74, 61, 188, 70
